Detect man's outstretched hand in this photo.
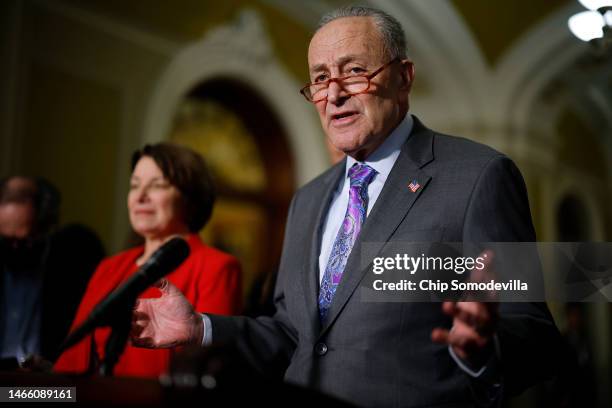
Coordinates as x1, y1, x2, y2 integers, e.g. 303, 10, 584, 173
431, 301, 498, 367
431, 250, 498, 369
130, 279, 203, 348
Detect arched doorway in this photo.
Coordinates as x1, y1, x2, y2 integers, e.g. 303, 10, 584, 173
169, 78, 294, 313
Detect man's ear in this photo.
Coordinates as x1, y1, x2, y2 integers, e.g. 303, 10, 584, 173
399, 59, 415, 92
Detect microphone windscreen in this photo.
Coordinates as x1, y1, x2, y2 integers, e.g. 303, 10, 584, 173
141, 237, 190, 282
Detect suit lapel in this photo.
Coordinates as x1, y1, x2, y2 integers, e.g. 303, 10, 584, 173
319, 117, 435, 336
302, 160, 346, 334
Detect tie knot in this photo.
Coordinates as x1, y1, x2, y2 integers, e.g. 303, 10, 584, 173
348, 163, 377, 188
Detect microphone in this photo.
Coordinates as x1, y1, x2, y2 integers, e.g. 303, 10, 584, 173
59, 237, 190, 353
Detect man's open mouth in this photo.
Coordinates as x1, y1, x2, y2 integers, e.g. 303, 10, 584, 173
331, 111, 358, 122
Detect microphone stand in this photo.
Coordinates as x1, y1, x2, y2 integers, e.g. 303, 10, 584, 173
57, 237, 190, 376
98, 298, 135, 376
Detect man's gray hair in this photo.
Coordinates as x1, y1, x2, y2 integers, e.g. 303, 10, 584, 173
317, 5, 408, 60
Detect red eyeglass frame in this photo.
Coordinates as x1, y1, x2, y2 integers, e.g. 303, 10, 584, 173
300, 57, 401, 103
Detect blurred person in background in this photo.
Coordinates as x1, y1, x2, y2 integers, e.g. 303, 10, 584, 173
0, 176, 104, 368
54, 142, 242, 378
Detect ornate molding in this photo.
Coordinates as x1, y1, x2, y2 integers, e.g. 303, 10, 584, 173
143, 9, 328, 186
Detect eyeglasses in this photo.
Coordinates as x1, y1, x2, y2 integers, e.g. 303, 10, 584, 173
300, 57, 400, 103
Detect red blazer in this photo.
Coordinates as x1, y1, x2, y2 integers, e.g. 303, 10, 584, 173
54, 234, 242, 378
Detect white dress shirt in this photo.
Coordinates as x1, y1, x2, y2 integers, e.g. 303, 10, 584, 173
318, 114, 413, 282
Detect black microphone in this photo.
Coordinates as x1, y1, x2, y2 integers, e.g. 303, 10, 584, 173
59, 237, 190, 353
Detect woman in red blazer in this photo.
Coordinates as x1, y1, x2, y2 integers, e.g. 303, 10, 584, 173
54, 143, 242, 378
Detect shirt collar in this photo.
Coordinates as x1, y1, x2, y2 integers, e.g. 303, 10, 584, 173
345, 114, 414, 181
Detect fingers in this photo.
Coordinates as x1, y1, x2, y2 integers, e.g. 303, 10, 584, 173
457, 302, 492, 333
130, 321, 145, 339
153, 278, 168, 292
130, 308, 149, 338
441, 301, 457, 317
449, 319, 488, 349
154, 278, 185, 298
441, 301, 496, 335
434, 300, 495, 363
130, 336, 155, 349
133, 299, 148, 319
431, 321, 489, 360
431, 327, 449, 344
442, 302, 485, 325
132, 309, 148, 320
130, 281, 194, 349
433, 251, 498, 362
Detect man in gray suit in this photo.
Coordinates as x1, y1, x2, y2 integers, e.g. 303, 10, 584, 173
131, 6, 561, 406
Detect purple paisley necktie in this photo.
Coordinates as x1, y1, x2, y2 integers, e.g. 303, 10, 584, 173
318, 163, 377, 322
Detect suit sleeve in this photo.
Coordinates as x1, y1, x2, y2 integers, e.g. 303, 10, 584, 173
462, 155, 563, 397
207, 196, 300, 378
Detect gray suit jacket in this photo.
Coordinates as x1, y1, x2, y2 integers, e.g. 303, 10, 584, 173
209, 117, 561, 407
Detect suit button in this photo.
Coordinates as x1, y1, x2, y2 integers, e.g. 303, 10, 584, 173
314, 342, 328, 356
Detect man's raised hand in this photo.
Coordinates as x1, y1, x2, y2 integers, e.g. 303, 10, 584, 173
130, 279, 203, 348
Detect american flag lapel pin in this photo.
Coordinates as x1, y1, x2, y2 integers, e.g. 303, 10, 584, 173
408, 179, 421, 193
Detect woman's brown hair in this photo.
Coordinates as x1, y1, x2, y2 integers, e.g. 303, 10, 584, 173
131, 143, 215, 233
